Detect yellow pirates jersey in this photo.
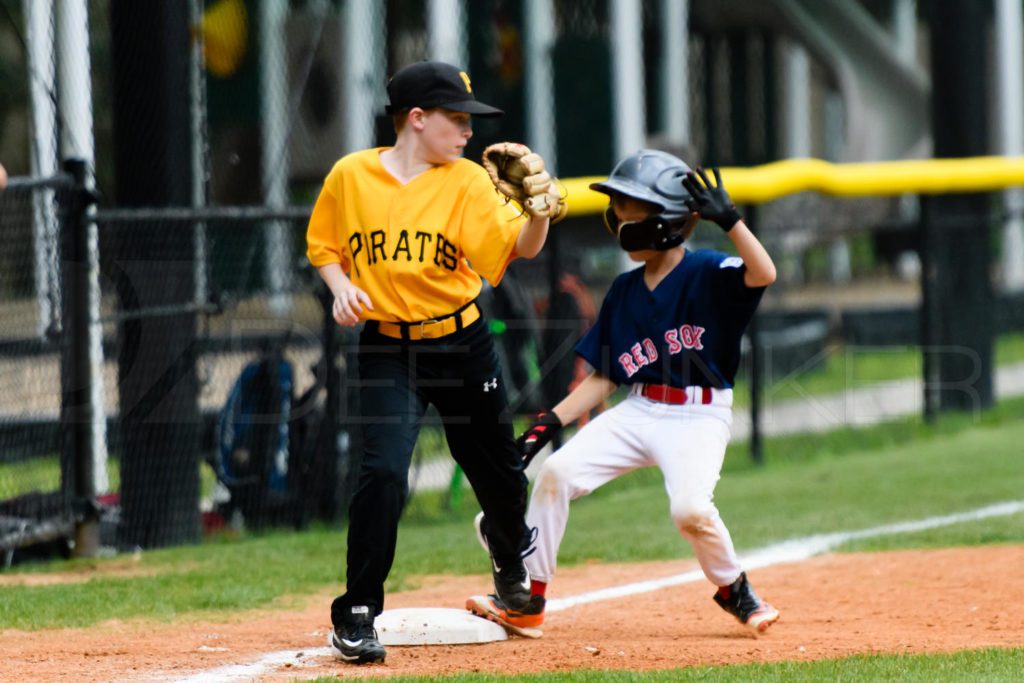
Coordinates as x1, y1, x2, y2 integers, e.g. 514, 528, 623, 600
306, 148, 527, 322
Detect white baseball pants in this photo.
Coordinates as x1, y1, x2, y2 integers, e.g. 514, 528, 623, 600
524, 388, 743, 588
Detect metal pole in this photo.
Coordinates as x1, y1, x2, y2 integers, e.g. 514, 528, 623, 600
781, 40, 811, 159
611, 0, 645, 274
260, 0, 292, 314
56, 0, 109, 498
189, 0, 210, 308
524, 0, 557, 171
995, 0, 1024, 292
824, 89, 850, 283
428, 0, 466, 67
659, 0, 689, 146
746, 205, 763, 465
24, 0, 59, 337
891, 0, 917, 67
919, 196, 937, 423
342, 0, 382, 154
63, 158, 100, 558
610, 0, 646, 163
927, 0, 994, 413
57, 0, 95, 164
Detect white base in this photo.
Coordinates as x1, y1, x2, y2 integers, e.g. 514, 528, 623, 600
375, 607, 509, 645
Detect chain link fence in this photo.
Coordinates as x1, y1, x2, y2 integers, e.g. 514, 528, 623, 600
0, 175, 78, 565
0, 173, 576, 563
2, 1, 1020, 562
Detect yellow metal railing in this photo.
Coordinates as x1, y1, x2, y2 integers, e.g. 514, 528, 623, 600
561, 156, 1024, 217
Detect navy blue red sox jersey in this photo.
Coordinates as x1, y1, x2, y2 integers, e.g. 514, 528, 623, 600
575, 249, 765, 389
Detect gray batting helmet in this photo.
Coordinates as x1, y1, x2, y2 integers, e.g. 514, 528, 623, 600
589, 149, 697, 250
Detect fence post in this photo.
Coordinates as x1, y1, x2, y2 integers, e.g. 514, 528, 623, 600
746, 204, 764, 465
61, 158, 101, 557
925, 0, 995, 415
919, 195, 939, 424
748, 315, 763, 465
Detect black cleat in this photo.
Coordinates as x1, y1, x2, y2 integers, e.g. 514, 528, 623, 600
475, 512, 531, 611
713, 572, 780, 632
467, 592, 545, 638
328, 605, 386, 664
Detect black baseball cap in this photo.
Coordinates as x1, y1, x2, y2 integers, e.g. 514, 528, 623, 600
384, 61, 503, 117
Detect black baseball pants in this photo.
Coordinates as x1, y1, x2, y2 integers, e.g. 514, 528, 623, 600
331, 316, 530, 623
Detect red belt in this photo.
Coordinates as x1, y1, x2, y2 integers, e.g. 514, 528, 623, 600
637, 383, 713, 405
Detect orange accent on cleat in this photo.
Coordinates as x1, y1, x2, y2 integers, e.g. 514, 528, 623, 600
466, 594, 544, 638
745, 603, 780, 632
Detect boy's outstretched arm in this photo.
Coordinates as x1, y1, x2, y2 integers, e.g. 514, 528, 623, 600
517, 370, 617, 464
550, 370, 617, 424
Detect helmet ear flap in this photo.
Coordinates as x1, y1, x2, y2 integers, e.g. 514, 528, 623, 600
602, 205, 618, 237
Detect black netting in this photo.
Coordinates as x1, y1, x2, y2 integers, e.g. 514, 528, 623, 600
0, 1, 1016, 561
0, 176, 78, 564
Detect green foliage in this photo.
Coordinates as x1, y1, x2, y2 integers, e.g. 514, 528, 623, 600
847, 232, 879, 274
792, 234, 879, 283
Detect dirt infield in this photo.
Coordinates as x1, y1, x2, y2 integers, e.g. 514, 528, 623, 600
4, 545, 1023, 681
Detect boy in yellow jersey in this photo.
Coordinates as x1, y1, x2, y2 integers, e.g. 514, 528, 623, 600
306, 60, 554, 664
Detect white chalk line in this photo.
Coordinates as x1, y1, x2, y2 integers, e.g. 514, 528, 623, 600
171, 499, 1024, 682
547, 499, 1024, 610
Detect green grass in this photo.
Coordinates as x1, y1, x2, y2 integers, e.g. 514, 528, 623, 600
548, 398, 1024, 565
0, 527, 349, 629
3, 396, 1024, 632
414, 332, 1024, 460
4, 401, 1024, 681
0, 455, 63, 500
307, 647, 1024, 682
1, 455, 220, 502
995, 331, 1024, 364
728, 331, 1024, 408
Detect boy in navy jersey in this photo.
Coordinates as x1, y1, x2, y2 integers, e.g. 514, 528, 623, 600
468, 149, 779, 637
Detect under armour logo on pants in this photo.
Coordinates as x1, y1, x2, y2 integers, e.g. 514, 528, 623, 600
482, 378, 498, 392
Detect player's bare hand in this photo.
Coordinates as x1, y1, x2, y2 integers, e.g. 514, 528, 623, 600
681, 166, 742, 232
332, 284, 373, 326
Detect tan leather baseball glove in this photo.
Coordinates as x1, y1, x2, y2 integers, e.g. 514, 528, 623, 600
482, 142, 567, 223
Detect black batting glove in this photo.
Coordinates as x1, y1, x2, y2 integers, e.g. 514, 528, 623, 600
681, 166, 742, 232
516, 410, 563, 467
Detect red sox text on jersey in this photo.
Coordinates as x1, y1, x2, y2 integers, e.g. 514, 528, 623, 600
618, 324, 706, 377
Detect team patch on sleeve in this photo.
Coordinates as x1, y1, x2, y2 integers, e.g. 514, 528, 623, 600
719, 256, 744, 269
